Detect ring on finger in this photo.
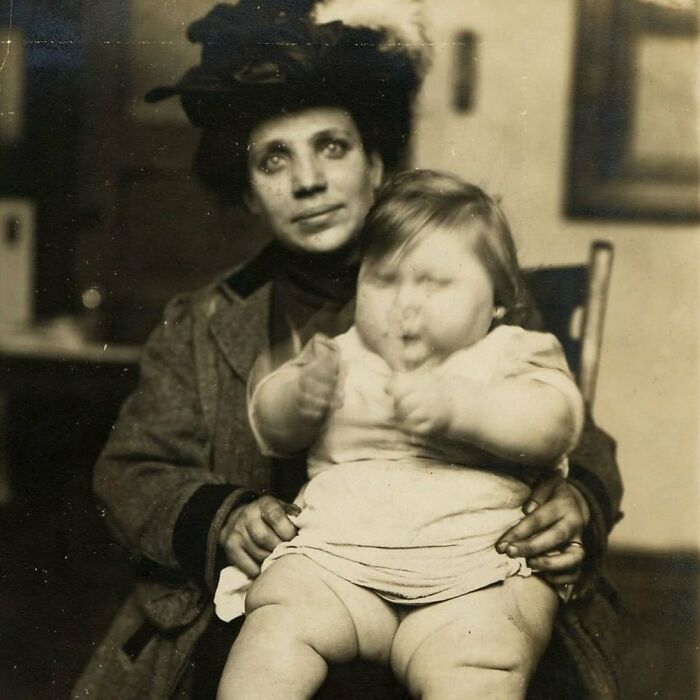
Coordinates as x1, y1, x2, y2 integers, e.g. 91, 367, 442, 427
569, 539, 585, 549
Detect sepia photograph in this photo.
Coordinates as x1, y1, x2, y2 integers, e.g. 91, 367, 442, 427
0, 0, 698, 698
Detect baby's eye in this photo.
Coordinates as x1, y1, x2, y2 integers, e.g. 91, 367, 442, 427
418, 275, 451, 290
368, 270, 395, 286
433, 278, 452, 287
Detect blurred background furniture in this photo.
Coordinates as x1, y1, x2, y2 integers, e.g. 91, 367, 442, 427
525, 239, 614, 408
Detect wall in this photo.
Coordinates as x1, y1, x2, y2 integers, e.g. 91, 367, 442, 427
414, 0, 699, 551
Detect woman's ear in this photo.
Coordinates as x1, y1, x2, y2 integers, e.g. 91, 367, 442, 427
368, 152, 384, 191
242, 189, 260, 215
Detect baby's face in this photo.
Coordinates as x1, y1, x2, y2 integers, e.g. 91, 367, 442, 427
356, 224, 495, 370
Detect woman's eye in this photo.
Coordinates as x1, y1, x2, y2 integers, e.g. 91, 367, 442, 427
321, 139, 349, 159
259, 153, 286, 173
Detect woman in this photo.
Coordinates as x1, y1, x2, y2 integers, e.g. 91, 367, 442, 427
73, 2, 622, 698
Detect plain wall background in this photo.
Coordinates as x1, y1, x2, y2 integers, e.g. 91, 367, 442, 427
413, 0, 699, 552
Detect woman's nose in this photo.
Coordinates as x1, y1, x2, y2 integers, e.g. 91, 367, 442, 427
292, 154, 327, 197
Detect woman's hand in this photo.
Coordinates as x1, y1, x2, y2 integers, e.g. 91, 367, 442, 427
496, 472, 590, 585
219, 496, 300, 577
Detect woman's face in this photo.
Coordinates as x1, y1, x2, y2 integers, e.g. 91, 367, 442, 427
245, 107, 384, 255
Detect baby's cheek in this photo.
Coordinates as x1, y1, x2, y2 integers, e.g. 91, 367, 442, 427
354, 299, 383, 353
355, 293, 396, 364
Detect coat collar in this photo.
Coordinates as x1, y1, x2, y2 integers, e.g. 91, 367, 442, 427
207, 246, 276, 380
206, 240, 359, 380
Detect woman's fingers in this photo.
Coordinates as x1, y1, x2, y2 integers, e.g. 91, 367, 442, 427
229, 547, 261, 578
246, 519, 281, 555
220, 525, 265, 575
496, 482, 587, 556
497, 500, 568, 548
501, 521, 576, 559
522, 471, 565, 515
497, 502, 583, 558
220, 496, 300, 571
527, 542, 586, 572
239, 529, 272, 562
260, 500, 299, 541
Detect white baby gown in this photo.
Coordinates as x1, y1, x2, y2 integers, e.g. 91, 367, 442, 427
215, 325, 582, 621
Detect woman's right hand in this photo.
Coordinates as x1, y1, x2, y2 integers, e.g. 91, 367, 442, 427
219, 496, 300, 577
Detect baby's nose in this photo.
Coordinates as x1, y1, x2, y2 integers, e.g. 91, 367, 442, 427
392, 294, 421, 330
395, 283, 421, 310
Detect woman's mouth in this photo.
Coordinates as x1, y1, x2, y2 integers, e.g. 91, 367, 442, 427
291, 204, 343, 225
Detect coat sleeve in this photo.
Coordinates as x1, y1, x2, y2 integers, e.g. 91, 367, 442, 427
517, 288, 623, 552
93, 294, 255, 581
568, 413, 622, 553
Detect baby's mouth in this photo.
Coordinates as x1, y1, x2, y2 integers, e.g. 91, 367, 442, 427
400, 331, 421, 345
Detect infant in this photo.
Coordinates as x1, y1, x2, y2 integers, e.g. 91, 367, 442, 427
217, 170, 584, 699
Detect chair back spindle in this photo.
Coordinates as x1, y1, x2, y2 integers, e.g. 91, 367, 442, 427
523, 240, 614, 411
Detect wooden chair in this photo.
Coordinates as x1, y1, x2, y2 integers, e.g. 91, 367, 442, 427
524, 241, 614, 409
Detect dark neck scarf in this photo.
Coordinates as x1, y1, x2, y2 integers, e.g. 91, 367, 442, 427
271, 242, 360, 305
225, 240, 359, 348
226, 240, 359, 304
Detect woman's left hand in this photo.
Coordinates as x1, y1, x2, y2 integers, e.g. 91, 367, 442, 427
495, 472, 590, 585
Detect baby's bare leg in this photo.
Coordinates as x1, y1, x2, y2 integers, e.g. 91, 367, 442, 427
218, 555, 399, 700
391, 576, 557, 700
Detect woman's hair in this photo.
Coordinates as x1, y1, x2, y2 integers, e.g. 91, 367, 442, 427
360, 169, 534, 327
145, 1, 430, 205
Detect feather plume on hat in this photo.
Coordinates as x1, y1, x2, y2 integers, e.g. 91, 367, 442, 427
312, 0, 432, 75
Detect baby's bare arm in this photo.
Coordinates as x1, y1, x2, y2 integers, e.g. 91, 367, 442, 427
252, 334, 340, 455
445, 376, 579, 463
389, 371, 580, 465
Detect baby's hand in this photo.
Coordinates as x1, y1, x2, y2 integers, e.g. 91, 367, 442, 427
295, 334, 341, 422
387, 370, 452, 436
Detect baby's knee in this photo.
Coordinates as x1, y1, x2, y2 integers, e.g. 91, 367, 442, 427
241, 561, 361, 666
411, 665, 527, 700
398, 625, 537, 699
406, 650, 529, 700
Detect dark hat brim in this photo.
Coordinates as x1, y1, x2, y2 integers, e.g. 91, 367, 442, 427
144, 85, 180, 103
145, 83, 248, 103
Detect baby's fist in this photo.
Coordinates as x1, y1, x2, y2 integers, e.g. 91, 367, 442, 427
296, 334, 341, 422
387, 370, 451, 436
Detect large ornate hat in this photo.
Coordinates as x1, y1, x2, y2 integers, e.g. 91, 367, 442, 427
145, 0, 430, 137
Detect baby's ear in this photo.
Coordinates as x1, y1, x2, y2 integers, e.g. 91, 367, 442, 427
368, 152, 384, 191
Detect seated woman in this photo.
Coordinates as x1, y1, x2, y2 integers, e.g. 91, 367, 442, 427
73, 2, 623, 699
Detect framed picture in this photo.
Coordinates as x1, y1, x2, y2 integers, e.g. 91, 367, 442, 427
567, 0, 699, 221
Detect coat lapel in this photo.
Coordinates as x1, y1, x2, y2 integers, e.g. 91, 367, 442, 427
209, 281, 272, 381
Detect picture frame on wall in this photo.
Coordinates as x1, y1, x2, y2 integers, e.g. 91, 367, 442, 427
567, 0, 699, 221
